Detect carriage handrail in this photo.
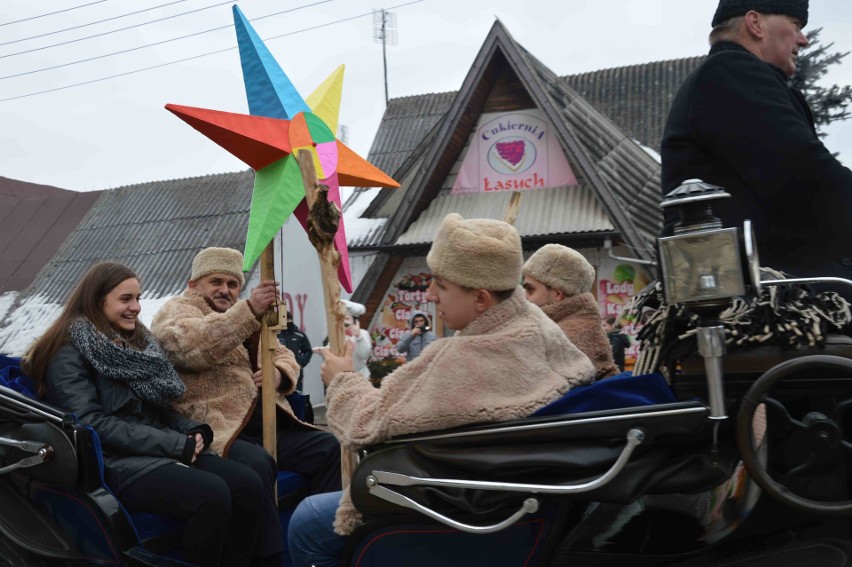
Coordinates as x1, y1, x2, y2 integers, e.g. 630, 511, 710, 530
0, 384, 65, 424
760, 276, 852, 289
0, 436, 53, 476
364, 429, 645, 534
380, 404, 704, 444
368, 485, 540, 534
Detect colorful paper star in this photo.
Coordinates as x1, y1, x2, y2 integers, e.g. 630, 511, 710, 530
166, 5, 398, 292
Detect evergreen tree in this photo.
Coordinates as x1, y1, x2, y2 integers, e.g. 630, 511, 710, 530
790, 28, 852, 136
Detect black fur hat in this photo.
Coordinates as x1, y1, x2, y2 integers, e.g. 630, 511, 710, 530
712, 0, 808, 28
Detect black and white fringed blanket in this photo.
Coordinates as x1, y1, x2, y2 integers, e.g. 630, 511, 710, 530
627, 269, 852, 381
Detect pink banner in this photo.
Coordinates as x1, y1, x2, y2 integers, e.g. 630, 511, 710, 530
452, 110, 577, 194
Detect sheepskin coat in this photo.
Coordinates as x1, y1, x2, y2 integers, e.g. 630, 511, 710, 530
151, 289, 305, 456
541, 292, 619, 381
326, 287, 595, 534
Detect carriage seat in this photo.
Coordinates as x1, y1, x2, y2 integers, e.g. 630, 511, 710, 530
344, 373, 740, 566
0, 356, 308, 558
351, 372, 735, 525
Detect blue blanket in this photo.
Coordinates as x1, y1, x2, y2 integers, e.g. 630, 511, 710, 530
531, 371, 675, 417
0, 354, 36, 398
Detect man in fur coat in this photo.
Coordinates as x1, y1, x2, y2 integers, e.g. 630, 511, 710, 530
287, 214, 596, 566
522, 243, 620, 381
661, 0, 852, 300
151, 248, 341, 502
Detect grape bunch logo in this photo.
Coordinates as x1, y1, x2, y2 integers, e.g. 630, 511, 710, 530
489, 138, 536, 174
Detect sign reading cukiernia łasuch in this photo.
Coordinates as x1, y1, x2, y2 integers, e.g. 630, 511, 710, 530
451, 109, 577, 194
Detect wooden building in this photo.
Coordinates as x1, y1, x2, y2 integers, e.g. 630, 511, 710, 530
342, 20, 702, 367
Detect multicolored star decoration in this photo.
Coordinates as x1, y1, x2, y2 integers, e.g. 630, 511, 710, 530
165, 5, 399, 292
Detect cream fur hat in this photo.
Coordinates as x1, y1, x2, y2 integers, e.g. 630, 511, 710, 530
426, 213, 522, 291
522, 244, 595, 297
190, 247, 245, 286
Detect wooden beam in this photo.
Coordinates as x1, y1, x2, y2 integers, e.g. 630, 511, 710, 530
503, 191, 522, 225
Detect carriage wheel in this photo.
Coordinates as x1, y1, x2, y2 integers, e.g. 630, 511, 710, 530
736, 354, 852, 515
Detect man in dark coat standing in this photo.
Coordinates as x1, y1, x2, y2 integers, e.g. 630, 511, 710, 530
661, 0, 852, 299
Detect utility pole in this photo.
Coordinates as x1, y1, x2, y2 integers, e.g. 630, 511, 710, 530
373, 8, 397, 107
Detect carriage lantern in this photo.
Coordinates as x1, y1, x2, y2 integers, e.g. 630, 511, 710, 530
658, 179, 761, 420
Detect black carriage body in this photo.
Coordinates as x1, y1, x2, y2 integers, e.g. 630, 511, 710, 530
344, 348, 852, 566
3, 336, 852, 567
0, 382, 181, 566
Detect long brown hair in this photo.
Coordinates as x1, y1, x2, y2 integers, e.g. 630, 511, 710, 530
23, 261, 144, 395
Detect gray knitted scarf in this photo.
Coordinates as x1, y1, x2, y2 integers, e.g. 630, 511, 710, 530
68, 317, 185, 408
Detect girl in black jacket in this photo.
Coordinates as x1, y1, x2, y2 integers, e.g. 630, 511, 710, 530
23, 262, 269, 567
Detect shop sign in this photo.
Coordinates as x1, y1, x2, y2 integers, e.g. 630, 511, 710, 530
452, 109, 577, 194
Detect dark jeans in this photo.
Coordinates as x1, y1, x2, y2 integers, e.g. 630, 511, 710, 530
119, 453, 263, 567
288, 491, 346, 567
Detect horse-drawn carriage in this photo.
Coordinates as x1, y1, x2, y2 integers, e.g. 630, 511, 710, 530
1, 181, 851, 566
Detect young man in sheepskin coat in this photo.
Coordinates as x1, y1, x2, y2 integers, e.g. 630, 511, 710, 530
287, 213, 596, 567
522, 243, 620, 381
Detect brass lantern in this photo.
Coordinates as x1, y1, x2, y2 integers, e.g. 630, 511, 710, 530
659, 179, 760, 308
657, 179, 761, 420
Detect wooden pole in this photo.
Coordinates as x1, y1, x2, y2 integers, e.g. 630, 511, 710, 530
259, 244, 279, 464
296, 149, 357, 487
503, 191, 523, 225
297, 151, 347, 356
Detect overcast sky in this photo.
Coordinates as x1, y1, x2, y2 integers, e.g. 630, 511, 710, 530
3, 0, 852, 192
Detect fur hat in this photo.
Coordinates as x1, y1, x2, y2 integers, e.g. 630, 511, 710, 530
190, 247, 245, 286
522, 244, 595, 297
712, 0, 808, 28
426, 213, 522, 291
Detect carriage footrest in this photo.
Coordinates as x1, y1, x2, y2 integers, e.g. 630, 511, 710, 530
708, 537, 852, 567
0, 479, 76, 558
